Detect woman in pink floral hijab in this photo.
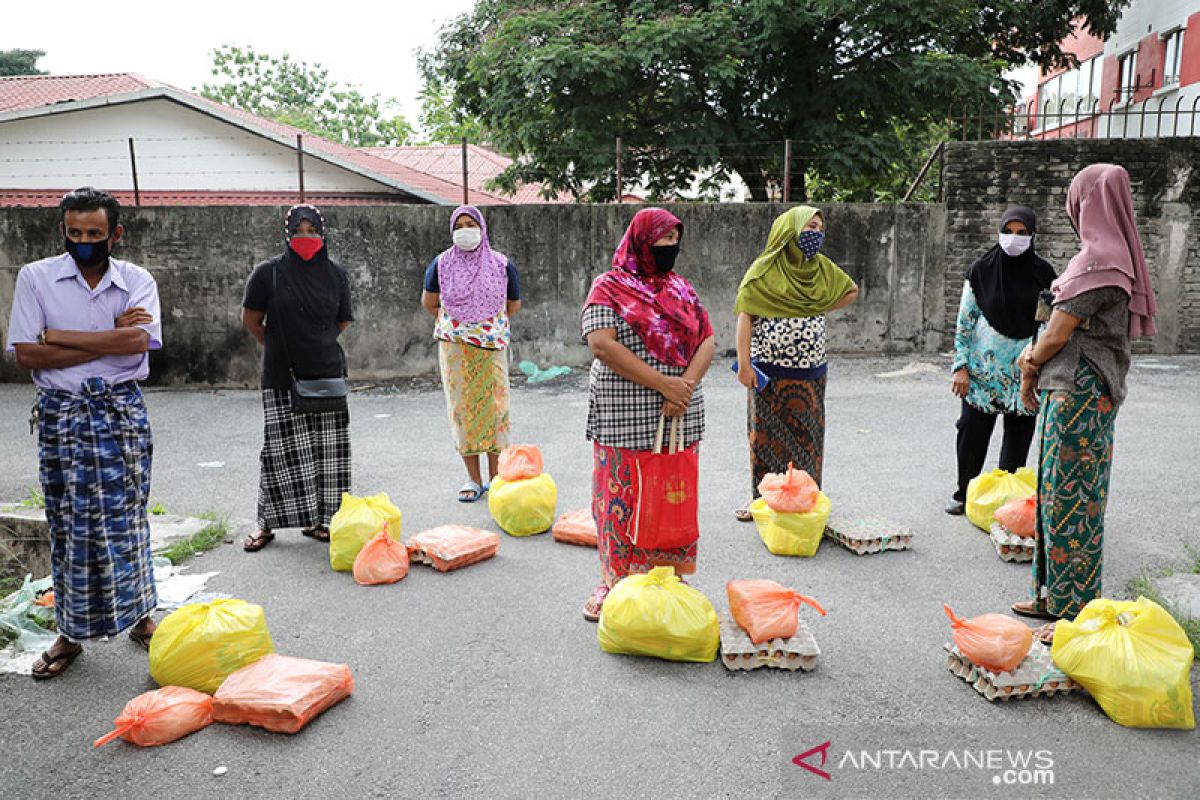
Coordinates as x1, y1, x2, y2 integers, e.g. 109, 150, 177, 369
1012, 164, 1157, 643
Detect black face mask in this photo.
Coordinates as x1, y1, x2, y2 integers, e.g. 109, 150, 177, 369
649, 243, 680, 274
64, 236, 111, 270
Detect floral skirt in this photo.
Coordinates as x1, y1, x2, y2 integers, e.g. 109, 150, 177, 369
438, 340, 511, 456
591, 442, 697, 587
748, 375, 826, 493
1032, 360, 1117, 619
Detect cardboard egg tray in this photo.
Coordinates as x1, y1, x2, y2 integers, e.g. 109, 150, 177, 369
405, 526, 500, 573
823, 517, 915, 555
989, 523, 1035, 562
943, 640, 1080, 702
718, 611, 819, 672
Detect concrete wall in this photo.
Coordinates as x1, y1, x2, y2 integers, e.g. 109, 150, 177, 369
941, 137, 1200, 353
0, 202, 945, 385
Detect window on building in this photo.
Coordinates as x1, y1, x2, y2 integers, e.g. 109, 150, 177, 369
1163, 29, 1184, 86
1118, 51, 1139, 102
1036, 56, 1101, 130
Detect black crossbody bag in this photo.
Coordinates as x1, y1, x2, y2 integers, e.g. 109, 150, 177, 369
272, 261, 349, 414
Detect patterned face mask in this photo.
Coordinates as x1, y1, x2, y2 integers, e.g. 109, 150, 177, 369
797, 229, 825, 260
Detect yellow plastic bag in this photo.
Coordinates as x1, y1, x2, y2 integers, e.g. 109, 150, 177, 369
597, 566, 719, 663
329, 492, 403, 572
149, 599, 275, 695
487, 473, 557, 537
1052, 597, 1195, 729
965, 467, 1035, 532
749, 493, 831, 557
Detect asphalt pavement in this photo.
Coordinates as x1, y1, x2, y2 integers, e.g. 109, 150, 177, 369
1, 355, 1197, 799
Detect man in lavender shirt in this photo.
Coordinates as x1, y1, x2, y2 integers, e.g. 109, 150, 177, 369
5, 187, 163, 679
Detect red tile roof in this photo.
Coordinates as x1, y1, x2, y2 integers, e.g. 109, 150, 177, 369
0, 73, 159, 113
363, 144, 574, 205
0, 189, 412, 208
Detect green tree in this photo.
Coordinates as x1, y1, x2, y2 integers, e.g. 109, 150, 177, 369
200, 45, 412, 147
0, 49, 47, 77
415, 79, 487, 145
424, 1, 1129, 201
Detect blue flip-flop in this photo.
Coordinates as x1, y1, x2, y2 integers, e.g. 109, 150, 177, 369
457, 480, 484, 503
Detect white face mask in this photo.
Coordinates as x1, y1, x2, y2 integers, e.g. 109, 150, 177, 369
998, 233, 1032, 257
452, 227, 482, 251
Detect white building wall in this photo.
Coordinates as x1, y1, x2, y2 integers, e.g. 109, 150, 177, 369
0, 99, 391, 193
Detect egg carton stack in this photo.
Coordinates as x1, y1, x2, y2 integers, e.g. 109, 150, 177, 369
823, 517, 914, 555
406, 526, 500, 572
718, 611, 819, 672
988, 523, 1035, 562
943, 640, 1080, 702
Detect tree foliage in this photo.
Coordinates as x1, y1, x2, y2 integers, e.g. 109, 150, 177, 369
416, 79, 487, 145
0, 49, 47, 77
424, 0, 1129, 201
200, 45, 412, 147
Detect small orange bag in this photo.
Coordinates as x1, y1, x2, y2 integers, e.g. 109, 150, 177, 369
993, 495, 1037, 537
552, 508, 598, 548
727, 579, 826, 643
406, 526, 501, 572
943, 604, 1033, 673
352, 524, 410, 585
757, 463, 820, 513
497, 445, 544, 481
212, 654, 354, 734
93, 686, 214, 748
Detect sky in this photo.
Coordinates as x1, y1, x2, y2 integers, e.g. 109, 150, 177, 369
1, 0, 479, 124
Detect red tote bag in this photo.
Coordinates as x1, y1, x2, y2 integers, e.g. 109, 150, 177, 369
631, 416, 700, 549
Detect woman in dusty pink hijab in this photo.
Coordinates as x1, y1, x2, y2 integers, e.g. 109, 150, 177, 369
1011, 164, 1157, 643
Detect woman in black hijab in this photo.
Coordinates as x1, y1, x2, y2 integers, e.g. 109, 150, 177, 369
240, 204, 354, 550
946, 206, 1056, 514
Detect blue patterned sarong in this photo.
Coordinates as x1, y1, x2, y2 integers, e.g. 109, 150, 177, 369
36, 378, 157, 640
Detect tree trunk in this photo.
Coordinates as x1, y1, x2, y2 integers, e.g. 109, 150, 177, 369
728, 156, 769, 202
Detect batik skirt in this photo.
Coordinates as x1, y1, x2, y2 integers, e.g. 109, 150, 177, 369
37, 378, 156, 641
438, 340, 511, 456
257, 389, 351, 530
748, 374, 827, 494
591, 442, 697, 587
1032, 360, 1117, 619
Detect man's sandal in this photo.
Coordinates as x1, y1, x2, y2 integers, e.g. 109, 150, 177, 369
301, 527, 330, 542
243, 529, 275, 552
31, 642, 83, 680
129, 625, 155, 651
457, 481, 484, 503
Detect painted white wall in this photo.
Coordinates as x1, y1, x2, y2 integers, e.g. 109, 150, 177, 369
0, 99, 392, 193
1108, 0, 1197, 54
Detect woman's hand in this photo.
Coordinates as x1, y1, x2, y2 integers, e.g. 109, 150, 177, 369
1017, 344, 1041, 378
1020, 372, 1040, 412
662, 399, 687, 418
737, 363, 758, 389
951, 368, 968, 399
658, 375, 695, 407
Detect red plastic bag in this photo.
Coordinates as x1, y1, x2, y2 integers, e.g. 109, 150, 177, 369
993, 495, 1037, 537
757, 463, 819, 513
631, 417, 699, 549
943, 604, 1033, 673
552, 508, 598, 548
352, 523, 410, 585
406, 526, 501, 572
93, 686, 214, 748
498, 445, 544, 481
212, 654, 354, 734
727, 580, 826, 643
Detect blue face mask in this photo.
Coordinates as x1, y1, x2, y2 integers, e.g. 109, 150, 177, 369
64, 236, 111, 269
797, 229, 824, 260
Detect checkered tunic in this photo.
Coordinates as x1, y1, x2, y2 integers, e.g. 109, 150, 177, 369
257, 390, 351, 530
582, 304, 705, 451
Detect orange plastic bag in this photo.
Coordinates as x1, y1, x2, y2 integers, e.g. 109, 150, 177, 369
93, 686, 214, 748
352, 524, 410, 585
757, 463, 820, 513
552, 508, 598, 548
406, 526, 501, 572
498, 444, 544, 481
212, 654, 354, 734
943, 604, 1033, 673
993, 495, 1037, 537
727, 580, 826, 643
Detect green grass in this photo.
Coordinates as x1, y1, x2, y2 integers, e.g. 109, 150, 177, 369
1127, 561, 1200, 660
17, 487, 44, 510
158, 513, 228, 565
149, 501, 168, 516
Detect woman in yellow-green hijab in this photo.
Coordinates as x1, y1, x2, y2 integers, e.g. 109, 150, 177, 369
733, 206, 858, 521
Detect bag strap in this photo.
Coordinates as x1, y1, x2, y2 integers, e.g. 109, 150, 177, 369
670, 416, 681, 454
653, 414, 665, 455
653, 415, 683, 455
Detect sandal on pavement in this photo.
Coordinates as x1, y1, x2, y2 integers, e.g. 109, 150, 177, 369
243, 529, 275, 552
301, 527, 330, 542
582, 584, 610, 623
458, 481, 484, 503
1011, 600, 1058, 621
1033, 622, 1057, 646
31, 641, 83, 680
129, 621, 156, 651
734, 503, 753, 523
